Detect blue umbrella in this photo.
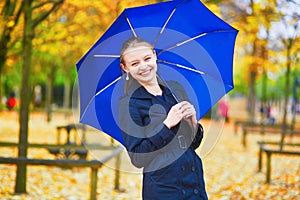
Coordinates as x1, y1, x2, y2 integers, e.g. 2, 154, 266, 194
76, 0, 238, 145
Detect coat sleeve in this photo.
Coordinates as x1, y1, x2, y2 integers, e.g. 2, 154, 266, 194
190, 122, 204, 150
168, 81, 204, 150
118, 97, 176, 168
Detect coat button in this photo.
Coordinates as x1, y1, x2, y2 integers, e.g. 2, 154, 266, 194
194, 189, 199, 194
191, 166, 196, 171
181, 165, 185, 171
182, 189, 186, 194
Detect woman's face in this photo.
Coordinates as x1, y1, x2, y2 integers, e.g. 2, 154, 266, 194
121, 46, 157, 86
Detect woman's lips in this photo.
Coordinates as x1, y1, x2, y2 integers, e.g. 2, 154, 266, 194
140, 69, 151, 76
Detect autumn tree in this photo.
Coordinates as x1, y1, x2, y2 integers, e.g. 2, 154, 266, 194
0, 1, 23, 110
30, 0, 161, 120
273, 0, 300, 146
15, 0, 64, 194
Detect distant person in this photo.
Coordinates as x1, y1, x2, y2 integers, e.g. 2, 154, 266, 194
218, 98, 229, 122
1, 96, 7, 108
211, 103, 220, 121
7, 92, 16, 111
34, 85, 42, 107
266, 105, 276, 125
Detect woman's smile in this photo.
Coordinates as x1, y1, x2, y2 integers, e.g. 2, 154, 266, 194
139, 68, 152, 76
121, 46, 158, 85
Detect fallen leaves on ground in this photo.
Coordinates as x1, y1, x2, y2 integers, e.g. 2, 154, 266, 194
0, 111, 299, 199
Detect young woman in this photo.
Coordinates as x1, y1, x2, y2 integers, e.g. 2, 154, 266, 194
118, 37, 208, 200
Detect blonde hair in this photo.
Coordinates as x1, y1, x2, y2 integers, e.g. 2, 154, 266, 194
120, 37, 154, 65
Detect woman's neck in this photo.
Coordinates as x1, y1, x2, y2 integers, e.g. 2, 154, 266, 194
142, 80, 162, 96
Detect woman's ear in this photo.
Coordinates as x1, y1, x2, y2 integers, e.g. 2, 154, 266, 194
153, 49, 157, 59
120, 63, 128, 72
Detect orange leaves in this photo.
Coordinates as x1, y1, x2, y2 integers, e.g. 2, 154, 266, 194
1, 109, 300, 199
201, 118, 300, 200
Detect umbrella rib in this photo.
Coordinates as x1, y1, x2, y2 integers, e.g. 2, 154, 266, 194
152, 0, 189, 47
158, 60, 233, 89
125, 11, 137, 37
93, 55, 120, 58
153, 8, 177, 47
158, 59, 234, 88
95, 76, 123, 97
158, 59, 205, 75
157, 32, 207, 55
157, 30, 235, 55
80, 76, 122, 122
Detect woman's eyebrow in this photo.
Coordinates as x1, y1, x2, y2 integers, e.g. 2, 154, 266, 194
143, 53, 153, 58
128, 59, 139, 64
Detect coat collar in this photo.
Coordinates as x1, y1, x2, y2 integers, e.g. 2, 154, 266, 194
127, 78, 175, 101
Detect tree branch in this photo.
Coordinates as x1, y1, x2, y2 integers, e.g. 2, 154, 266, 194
31, 0, 64, 29
0, 1, 23, 51
32, 0, 60, 10
14, 1, 24, 27
287, 0, 300, 6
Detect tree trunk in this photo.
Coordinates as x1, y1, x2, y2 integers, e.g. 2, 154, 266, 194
63, 77, 70, 109
15, 0, 33, 194
46, 65, 56, 122
291, 78, 299, 129
0, 73, 3, 111
248, 71, 256, 123
280, 39, 293, 149
260, 67, 267, 124
260, 44, 268, 125
247, 0, 258, 123
282, 43, 292, 121
282, 40, 292, 130
14, 0, 64, 193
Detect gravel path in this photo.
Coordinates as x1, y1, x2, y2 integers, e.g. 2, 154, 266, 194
0, 110, 299, 199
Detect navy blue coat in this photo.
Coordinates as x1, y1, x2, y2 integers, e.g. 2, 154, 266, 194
118, 79, 208, 200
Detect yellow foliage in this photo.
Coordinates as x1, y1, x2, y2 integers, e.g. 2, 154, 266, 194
6, 58, 15, 67
205, 4, 221, 17
1, 110, 300, 199
6, 20, 15, 28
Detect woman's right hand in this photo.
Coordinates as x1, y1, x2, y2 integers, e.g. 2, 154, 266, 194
163, 102, 184, 129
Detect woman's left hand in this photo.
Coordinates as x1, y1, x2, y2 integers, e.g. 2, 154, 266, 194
179, 101, 198, 129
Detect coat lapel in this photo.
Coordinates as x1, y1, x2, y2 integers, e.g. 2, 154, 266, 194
126, 78, 184, 108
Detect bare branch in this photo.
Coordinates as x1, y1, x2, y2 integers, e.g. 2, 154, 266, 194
14, 1, 24, 27
287, 0, 300, 5
32, 0, 60, 10
32, 0, 64, 29
1, 1, 23, 46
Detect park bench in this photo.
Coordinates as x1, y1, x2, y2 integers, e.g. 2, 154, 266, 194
234, 120, 293, 134
257, 141, 300, 183
234, 120, 255, 134
0, 122, 125, 199
0, 146, 123, 200
47, 124, 88, 159
240, 124, 298, 147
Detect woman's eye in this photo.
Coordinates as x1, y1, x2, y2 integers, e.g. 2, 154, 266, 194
145, 57, 151, 61
131, 62, 138, 67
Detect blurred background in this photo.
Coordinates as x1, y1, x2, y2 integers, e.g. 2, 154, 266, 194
0, 0, 299, 124
0, 0, 299, 199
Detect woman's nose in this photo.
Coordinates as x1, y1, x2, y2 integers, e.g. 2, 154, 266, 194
139, 63, 147, 69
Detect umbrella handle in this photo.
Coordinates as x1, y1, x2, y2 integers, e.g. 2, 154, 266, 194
157, 74, 196, 140
156, 74, 179, 103
188, 117, 196, 141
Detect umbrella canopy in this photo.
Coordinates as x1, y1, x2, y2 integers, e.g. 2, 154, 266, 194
76, 0, 238, 145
